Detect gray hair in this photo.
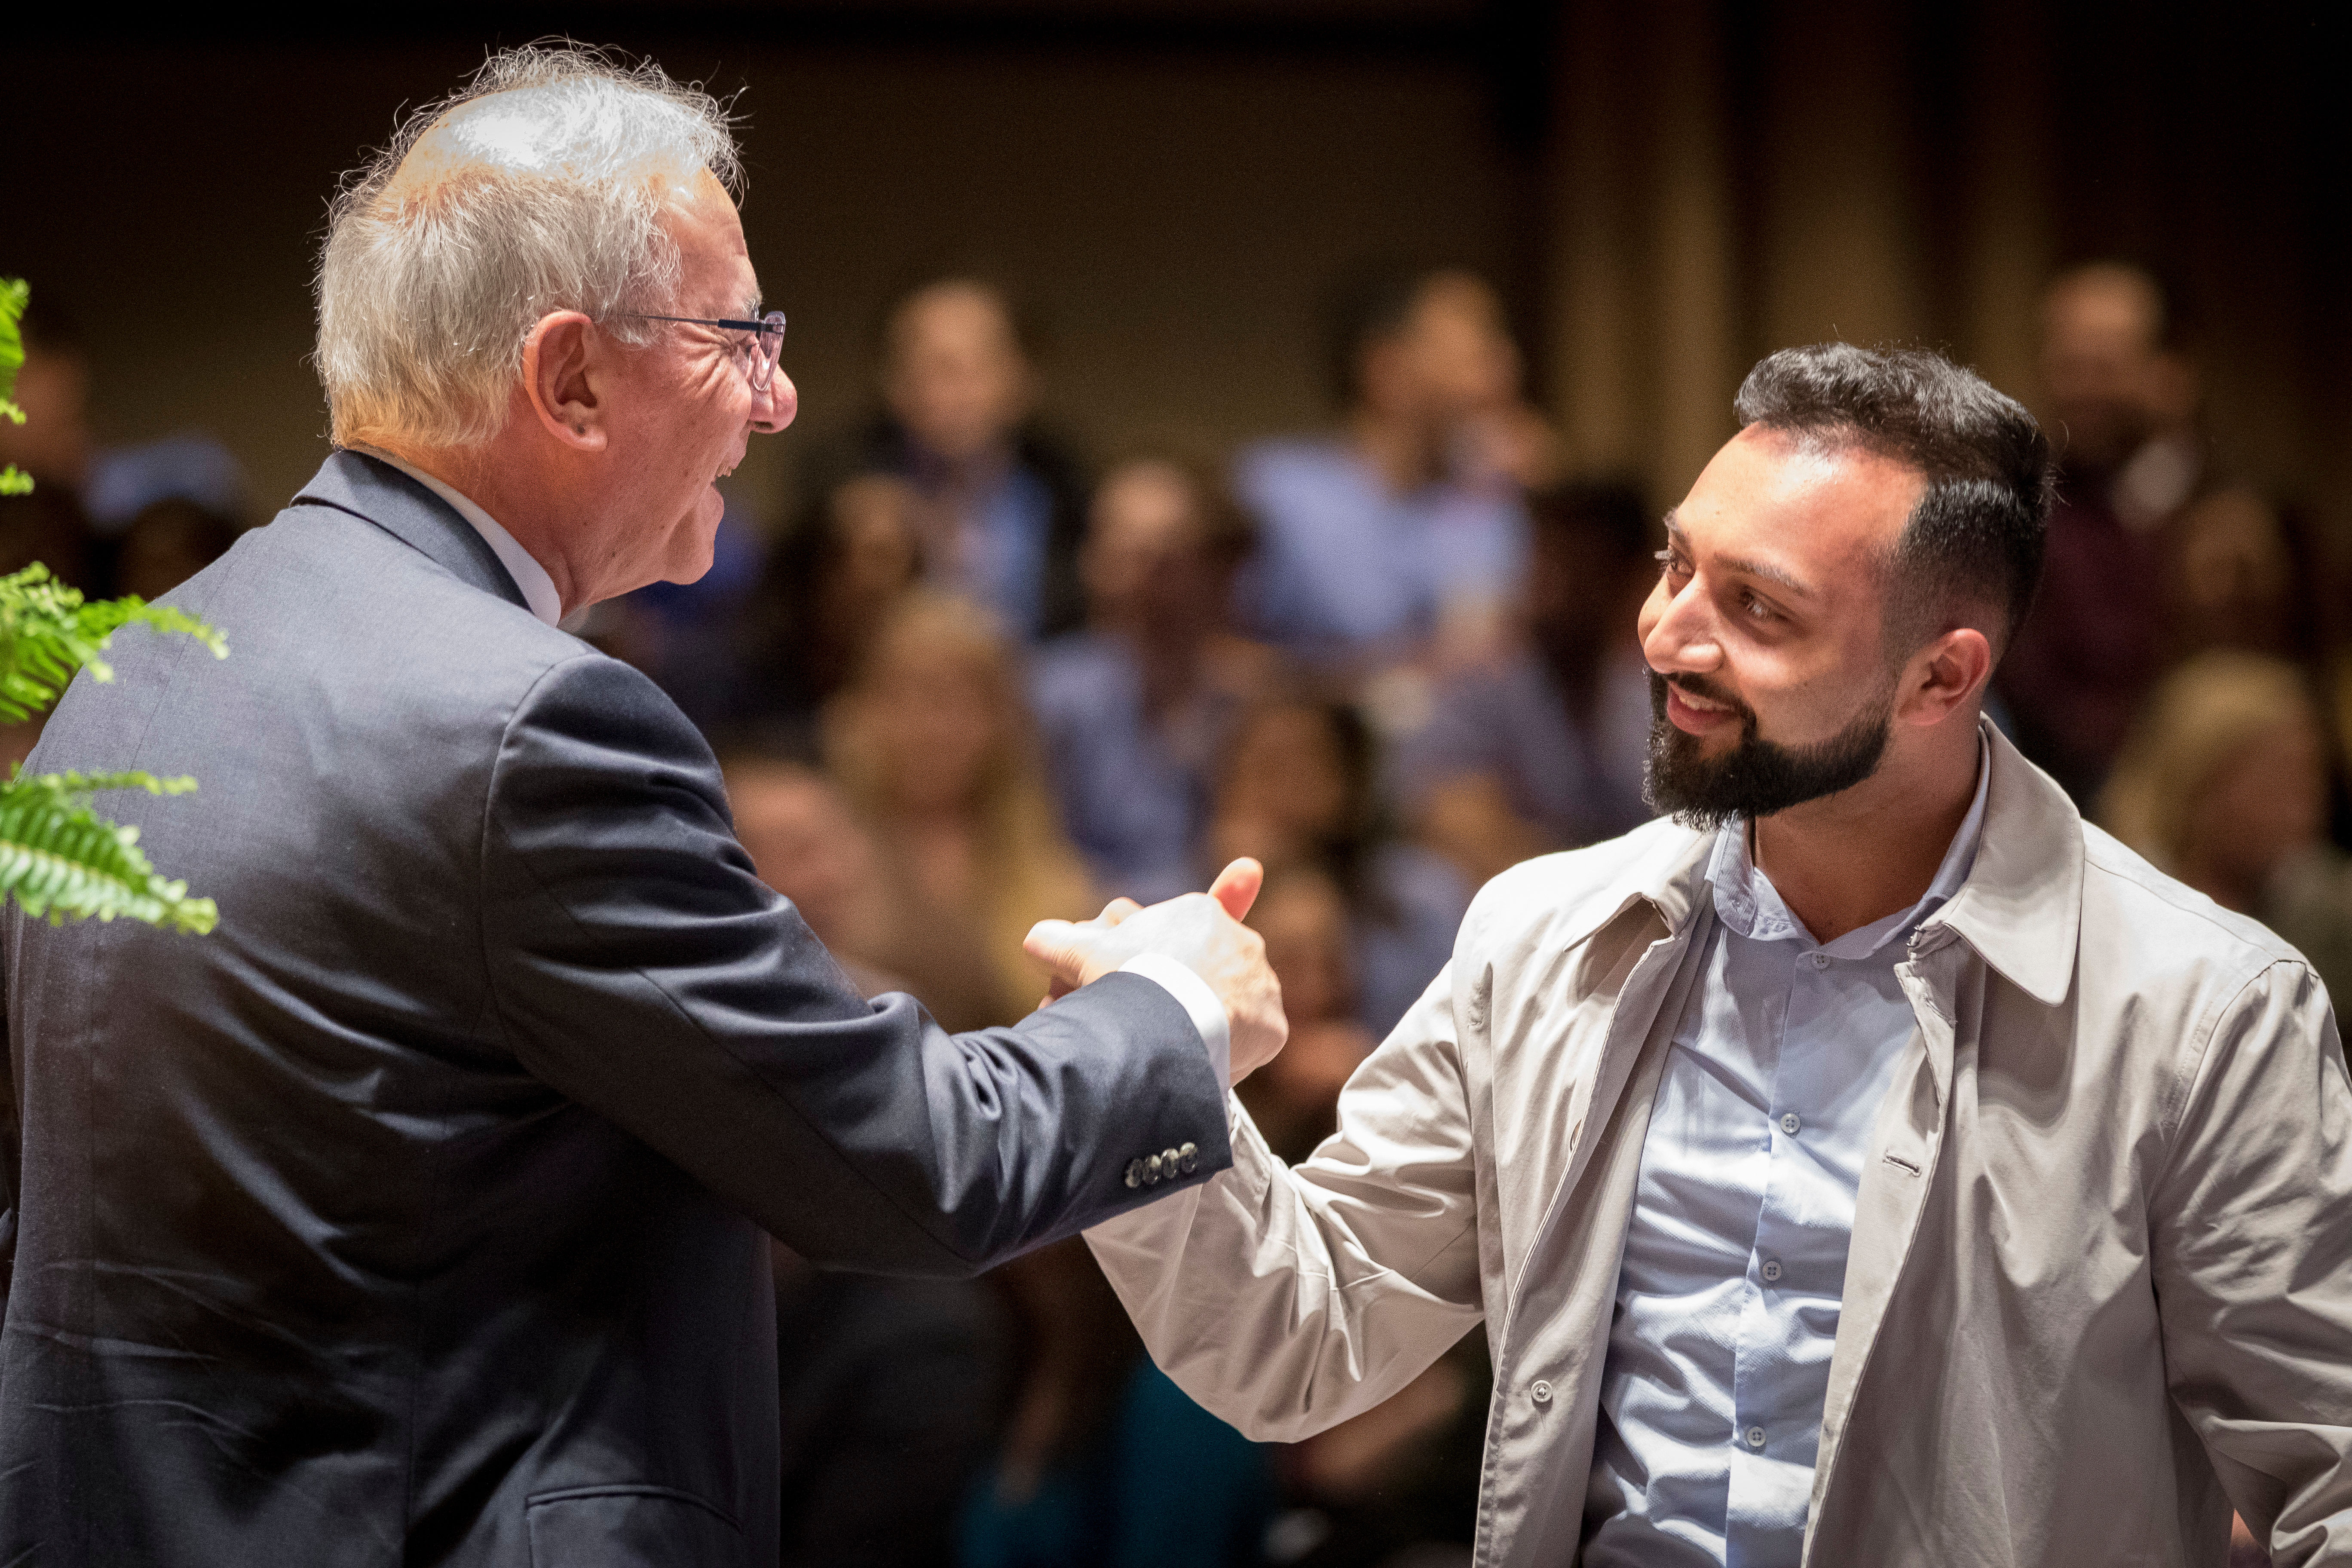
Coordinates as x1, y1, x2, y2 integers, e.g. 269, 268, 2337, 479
316, 44, 743, 449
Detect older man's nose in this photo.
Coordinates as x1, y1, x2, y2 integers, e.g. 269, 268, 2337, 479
754, 369, 798, 434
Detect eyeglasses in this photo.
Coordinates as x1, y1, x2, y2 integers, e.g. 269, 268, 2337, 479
622, 309, 788, 392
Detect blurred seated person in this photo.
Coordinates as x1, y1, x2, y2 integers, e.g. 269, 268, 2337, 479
1234, 266, 1547, 682
0, 295, 245, 591
825, 590, 1096, 1030
844, 277, 1087, 640
1208, 693, 1466, 1039
1394, 481, 1657, 888
1235, 867, 1377, 1164
959, 1235, 1274, 1568
2098, 651, 2352, 1029
732, 470, 924, 755
1999, 261, 2258, 805
114, 496, 242, 603
588, 485, 768, 733
0, 297, 102, 593
719, 753, 900, 995
1032, 447, 1277, 903
728, 750, 1017, 1566
1235, 867, 1486, 1568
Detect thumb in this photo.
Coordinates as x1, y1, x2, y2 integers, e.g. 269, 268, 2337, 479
1207, 857, 1264, 923
1023, 918, 1114, 989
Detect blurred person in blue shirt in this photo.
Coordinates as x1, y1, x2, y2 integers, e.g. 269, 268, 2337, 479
1234, 266, 1551, 683
1394, 481, 1659, 888
849, 276, 1088, 641
1031, 447, 1277, 904
1206, 693, 1467, 1039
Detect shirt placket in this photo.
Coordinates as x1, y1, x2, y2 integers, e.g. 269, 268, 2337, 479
1723, 933, 1824, 1568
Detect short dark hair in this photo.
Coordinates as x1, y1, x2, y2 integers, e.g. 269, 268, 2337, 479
1733, 343, 2054, 654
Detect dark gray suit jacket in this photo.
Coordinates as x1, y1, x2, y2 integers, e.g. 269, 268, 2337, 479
0, 451, 1231, 1565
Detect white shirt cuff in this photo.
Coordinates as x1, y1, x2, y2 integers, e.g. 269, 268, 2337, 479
1117, 952, 1231, 1087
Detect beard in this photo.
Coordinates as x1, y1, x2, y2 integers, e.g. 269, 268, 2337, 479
1643, 672, 1896, 830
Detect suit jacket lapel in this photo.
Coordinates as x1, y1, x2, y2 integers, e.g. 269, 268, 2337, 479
292, 449, 531, 614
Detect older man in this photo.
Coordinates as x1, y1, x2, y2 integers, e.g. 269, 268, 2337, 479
0, 48, 1281, 1568
1081, 344, 2352, 1565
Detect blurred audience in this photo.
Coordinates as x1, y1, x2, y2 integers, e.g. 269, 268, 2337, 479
2099, 651, 2352, 1020
1032, 447, 1277, 903
732, 472, 926, 756
824, 591, 1096, 1030
1233, 266, 1544, 685
1236, 867, 1378, 1164
1208, 694, 1467, 1039
1237, 867, 1482, 1568
1393, 481, 1656, 888
0, 298, 245, 596
959, 1236, 1274, 1568
836, 277, 1090, 642
1999, 261, 2249, 804
721, 754, 901, 997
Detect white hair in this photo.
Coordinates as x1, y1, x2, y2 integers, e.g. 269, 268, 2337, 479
315, 43, 742, 449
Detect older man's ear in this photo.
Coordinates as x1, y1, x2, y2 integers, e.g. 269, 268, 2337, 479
520, 310, 606, 450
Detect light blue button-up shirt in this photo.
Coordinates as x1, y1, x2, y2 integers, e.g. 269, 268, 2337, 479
1586, 742, 1991, 1568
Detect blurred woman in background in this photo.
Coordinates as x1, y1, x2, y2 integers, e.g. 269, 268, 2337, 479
2098, 649, 2352, 1015
733, 471, 925, 756
824, 590, 1096, 1030
1207, 693, 1467, 1040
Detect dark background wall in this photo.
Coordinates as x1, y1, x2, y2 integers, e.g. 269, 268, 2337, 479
7, 1, 2342, 544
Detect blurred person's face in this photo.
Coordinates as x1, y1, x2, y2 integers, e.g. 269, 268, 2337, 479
1638, 426, 1929, 827
2039, 273, 2190, 472
0, 345, 93, 483
1358, 273, 1519, 427
1080, 461, 1225, 637
866, 638, 1001, 814
882, 283, 1033, 466
1221, 706, 1351, 847
1527, 523, 1648, 659
826, 474, 922, 603
1251, 875, 1355, 1027
2186, 710, 2327, 895
727, 766, 882, 952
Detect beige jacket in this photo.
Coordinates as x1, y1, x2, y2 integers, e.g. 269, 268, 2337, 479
1088, 725, 2352, 1565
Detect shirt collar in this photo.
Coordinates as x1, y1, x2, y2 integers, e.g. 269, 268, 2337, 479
1707, 734, 1993, 959
356, 448, 564, 628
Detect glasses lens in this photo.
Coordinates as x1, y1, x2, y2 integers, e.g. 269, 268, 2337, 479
753, 311, 787, 392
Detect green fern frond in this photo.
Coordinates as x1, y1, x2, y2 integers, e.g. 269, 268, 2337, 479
0, 770, 217, 934
0, 564, 229, 723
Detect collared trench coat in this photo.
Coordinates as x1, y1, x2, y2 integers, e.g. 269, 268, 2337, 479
1087, 725, 2352, 1565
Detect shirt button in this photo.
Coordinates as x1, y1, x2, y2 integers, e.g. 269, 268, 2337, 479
1807, 952, 1829, 969
1779, 1112, 1802, 1136
1761, 1259, 1782, 1283
1745, 1425, 1767, 1450
1530, 1380, 1553, 1405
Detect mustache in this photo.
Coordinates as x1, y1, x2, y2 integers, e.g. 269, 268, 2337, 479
1651, 671, 1757, 726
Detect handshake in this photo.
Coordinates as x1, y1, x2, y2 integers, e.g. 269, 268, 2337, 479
1023, 858, 1289, 1086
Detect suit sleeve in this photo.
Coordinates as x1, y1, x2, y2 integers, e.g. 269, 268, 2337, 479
477, 652, 1231, 1277
1085, 964, 1486, 1443
2150, 959, 2352, 1565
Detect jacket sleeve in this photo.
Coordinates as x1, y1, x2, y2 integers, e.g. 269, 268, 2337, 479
2150, 959, 2352, 1565
1085, 965, 1486, 1443
477, 652, 1232, 1277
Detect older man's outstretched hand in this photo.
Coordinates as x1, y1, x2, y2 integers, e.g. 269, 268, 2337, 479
1025, 859, 1288, 1085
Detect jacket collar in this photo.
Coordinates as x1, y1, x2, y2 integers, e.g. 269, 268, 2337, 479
1919, 721, 2082, 1005
291, 448, 530, 613
1559, 718, 2082, 1006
